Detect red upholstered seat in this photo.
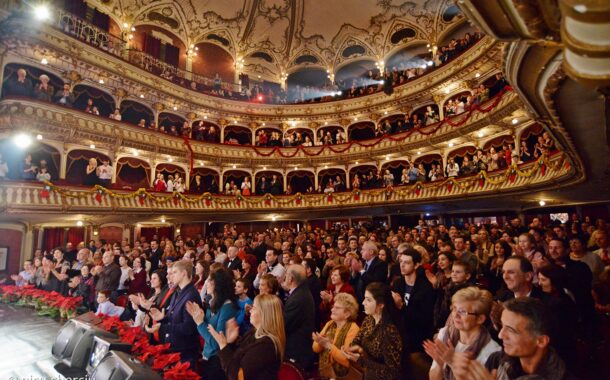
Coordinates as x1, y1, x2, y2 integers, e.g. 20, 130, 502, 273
278, 361, 304, 380
115, 295, 128, 307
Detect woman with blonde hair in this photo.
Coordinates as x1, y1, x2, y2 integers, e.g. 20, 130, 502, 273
313, 292, 360, 378
161, 241, 177, 263
84, 157, 98, 186
209, 294, 285, 380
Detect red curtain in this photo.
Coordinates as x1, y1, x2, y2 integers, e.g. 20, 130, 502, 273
157, 227, 174, 241
143, 34, 162, 59
164, 44, 180, 67
67, 227, 85, 246
43, 228, 65, 253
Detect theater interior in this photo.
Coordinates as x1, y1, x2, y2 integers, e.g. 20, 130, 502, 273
0, 0, 609, 379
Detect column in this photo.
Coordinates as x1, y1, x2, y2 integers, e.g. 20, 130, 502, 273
111, 156, 119, 184
185, 57, 193, 80
60, 143, 67, 180
442, 151, 448, 174
150, 163, 157, 187
314, 170, 319, 191
22, 225, 33, 267
220, 126, 225, 144
283, 172, 288, 193
346, 167, 351, 189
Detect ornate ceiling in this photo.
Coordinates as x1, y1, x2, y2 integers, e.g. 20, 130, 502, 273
88, 0, 466, 78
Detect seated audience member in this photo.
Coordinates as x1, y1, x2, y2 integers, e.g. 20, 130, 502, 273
96, 290, 125, 317
569, 236, 604, 283
282, 264, 316, 370
10, 259, 36, 287
343, 282, 403, 380
235, 278, 253, 335
497, 256, 543, 301
149, 260, 202, 366
187, 267, 236, 379
209, 294, 285, 380
313, 293, 360, 378
424, 287, 501, 380
68, 264, 95, 311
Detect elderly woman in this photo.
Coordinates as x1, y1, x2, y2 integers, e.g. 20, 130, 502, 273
313, 293, 360, 378
319, 265, 356, 325
424, 287, 500, 380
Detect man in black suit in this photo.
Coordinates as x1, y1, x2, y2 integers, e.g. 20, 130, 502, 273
355, 240, 388, 301
252, 233, 268, 264
150, 261, 202, 366
270, 174, 282, 195
149, 240, 163, 272
257, 176, 269, 194
496, 256, 544, 301
224, 246, 242, 272
282, 264, 315, 371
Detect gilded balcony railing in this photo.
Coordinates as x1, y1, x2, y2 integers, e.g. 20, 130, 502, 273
56, 10, 126, 57
0, 152, 572, 213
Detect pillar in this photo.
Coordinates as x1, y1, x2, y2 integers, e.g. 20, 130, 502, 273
22, 225, 33, 268
220, 126, 225, 144
283, 172, 288, 193
185, 57, 193, 80
442, 152, 448, 174
60, 144, 67, 180
346, 167, 351, 189
314, 170, 319, 191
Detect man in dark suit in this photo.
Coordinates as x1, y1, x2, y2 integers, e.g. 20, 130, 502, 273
496, 255, 544, 301
252, 233, 268, 264
282, 264, 315, 371
355, 240, 388, 301
270, 174, 282, 195
149, 240, 163, 272
224, 246, 242, 272
257, 176, 269, 194
150, 261, 202, 366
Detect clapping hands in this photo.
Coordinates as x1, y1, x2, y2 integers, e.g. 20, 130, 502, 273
185, 301, 205, 325
207, 318, 239, 350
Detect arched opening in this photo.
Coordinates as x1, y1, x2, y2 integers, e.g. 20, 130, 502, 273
1, 63, 63, 100
284, 128, 314, 146
335, 59, 377, 90
119, 100, 154, 126
287, 68, 330, 102
287, 170, 314, 194
318, 168, 347, 192
0, 139, 60, 181
483, 135, 514, 152
66, 149, 112, 185
378, 113, 409, 134
116, 157, 151, 189
411, 104, 440, 124
443, 91, 471, 117
222, 170, 250, 194
191, 42, 235, 83
483, 135, 515, 171
348, 121, 376, 141
190, 167, 220, 193
385, 43, 429, 72
158, 112, 187, 136
317, 126, 345, 144
254, 171, 283, 195
155, 163, 186, 191
414, 154, 442, 181
73, 84, 116, 116
224, 125, 252, 145
254, 127, 283, 146
192, 120, 221, 143
520, 123, 545, 161
131, 25, 186, 69
447, 146, 477, 167
350, 165, 379, 189
381, 160, 410, 186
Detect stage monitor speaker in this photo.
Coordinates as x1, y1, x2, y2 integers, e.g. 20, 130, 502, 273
87, 335, 132, 374
52, 312, 116, 377
91, 350, 163, 380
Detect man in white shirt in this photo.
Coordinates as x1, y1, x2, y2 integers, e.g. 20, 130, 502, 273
97, 159, 113, 188
253, 249, 285, 289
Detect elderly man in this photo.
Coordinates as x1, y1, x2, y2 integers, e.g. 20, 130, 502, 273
224, 246, 242, 272
282, 264, 315, 370
94, 251, 121, 296
3, 68, 33, 97
34, 74, 54, 101
354, 240, 388, 301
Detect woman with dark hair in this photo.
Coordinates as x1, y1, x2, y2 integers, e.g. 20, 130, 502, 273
486, 240, 512, 295
193, 259, 210, 292
188, 268, 237, 380
132, 269, 171, 328
319, 265, 356, 326
343, 282, 402, 380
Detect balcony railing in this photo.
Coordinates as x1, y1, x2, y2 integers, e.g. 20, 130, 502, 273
0, 152, 572, 213
56, 10, 126, 57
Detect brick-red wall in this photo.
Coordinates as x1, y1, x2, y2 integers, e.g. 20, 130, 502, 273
0, 228, 23, 275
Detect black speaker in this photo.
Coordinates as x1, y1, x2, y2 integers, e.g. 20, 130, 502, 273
52, 312, 116, 377
91, 350, 163, 380
87, 335, 132, 374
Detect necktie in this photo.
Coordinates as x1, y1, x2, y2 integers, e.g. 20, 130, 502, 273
364, 262, 369, 272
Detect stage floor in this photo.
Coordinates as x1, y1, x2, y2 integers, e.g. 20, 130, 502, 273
0, 303, 64, 379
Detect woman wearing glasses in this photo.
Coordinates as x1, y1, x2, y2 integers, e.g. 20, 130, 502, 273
424, 287, 500, 380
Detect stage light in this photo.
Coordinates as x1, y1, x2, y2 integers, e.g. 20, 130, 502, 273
425, 213, 431, 217
13, 133, 32, 148
34, 5, 51, 21
36, 134, 43, 140
539, 200, 546, 206
91, 350, 162, 380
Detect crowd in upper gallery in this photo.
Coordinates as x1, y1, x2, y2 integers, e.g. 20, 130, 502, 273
2, 214, 609, 379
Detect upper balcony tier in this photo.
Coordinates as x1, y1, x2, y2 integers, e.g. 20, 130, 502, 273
0, 8, 501, 121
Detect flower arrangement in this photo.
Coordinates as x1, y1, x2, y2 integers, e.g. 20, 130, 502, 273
0, 285, 82, 319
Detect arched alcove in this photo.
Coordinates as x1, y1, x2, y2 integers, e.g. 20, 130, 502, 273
155, 163, 186, 188
0, 139, 61, 181
1, 63, 63, 100
414, 154, 443, 178
287, 170, 314, 193
131, 24, 187, 69
284, 128, 314, 146
317, 126, 344, 144
158, 112, 187, 135
287, 68, 328, 89
381, 160, 410, 186
73, 84, 116, 116
520, 123, 545, 160
255, 127, 283, 146
254, 171, 283, 195
349, 165, 378, 189
348, 121, 376, 141
66, 149, 112, 185
318, 168, 347, 192
116, 157, 151, 189
224, 125, 252, 145
483, 135, 514, 151
120, 100, 154, 126
447, 146, 477, 167
221, 170, 250, 193
385, 43, 429, 71
335, 59, 376, 88
191, 42, 235, 83
190, 167, 220, 193
192, 120, 221, 142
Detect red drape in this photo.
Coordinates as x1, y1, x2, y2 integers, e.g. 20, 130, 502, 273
143, 34, 161, 59
67, 227, 85, 246
43, 228, 65, 253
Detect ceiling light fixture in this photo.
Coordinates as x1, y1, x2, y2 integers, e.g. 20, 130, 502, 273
475, 73, 481, 78
40, 58, 48, 65
76, 221, 83, 227
512, 118, 519, 125
98, 79, 104, 84
13, 133, 32, 149
232, 164, 236, 169
444, 88, 450, 94
417, 151, 421, 155
203, 115, 208, 119
133, 149, 139, 156
161, 218, 165, 223
271, 215, 277, 221
477, 131, 484, 138
539, 200, 546, 206
173, 106, 177, 111
448, 142, 454, 147
139, 94, 144, 98
263, 166, 267, 170
355, 161, 359, 165
123, 22, 129, 28
168, 157, 173, 162
89, 144, 95, 149
36, 134, 43, 140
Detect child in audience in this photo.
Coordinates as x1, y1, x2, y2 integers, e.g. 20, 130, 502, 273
96, 290, 125, 317
235, 278, 253, 335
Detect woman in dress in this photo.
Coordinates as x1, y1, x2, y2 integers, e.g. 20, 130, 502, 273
83, 157, 98, 186
241, 177, 252, 196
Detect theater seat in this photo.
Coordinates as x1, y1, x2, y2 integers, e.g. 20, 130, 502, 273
115, 295, 128, 307
278, 361, 304, 380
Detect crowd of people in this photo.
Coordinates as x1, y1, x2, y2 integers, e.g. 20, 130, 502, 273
4, 213, 609, 379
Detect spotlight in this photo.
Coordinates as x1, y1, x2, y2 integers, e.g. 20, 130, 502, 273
13, 133, 32, 148
539, 200, 546, 206
34, 5, 51, 21
41, 58, 48, 65
36, 134, 43, 140
89, 144, 95, 149
76, 221, 83, 227
425, 213, 431, 217
512, 118, 519, 125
